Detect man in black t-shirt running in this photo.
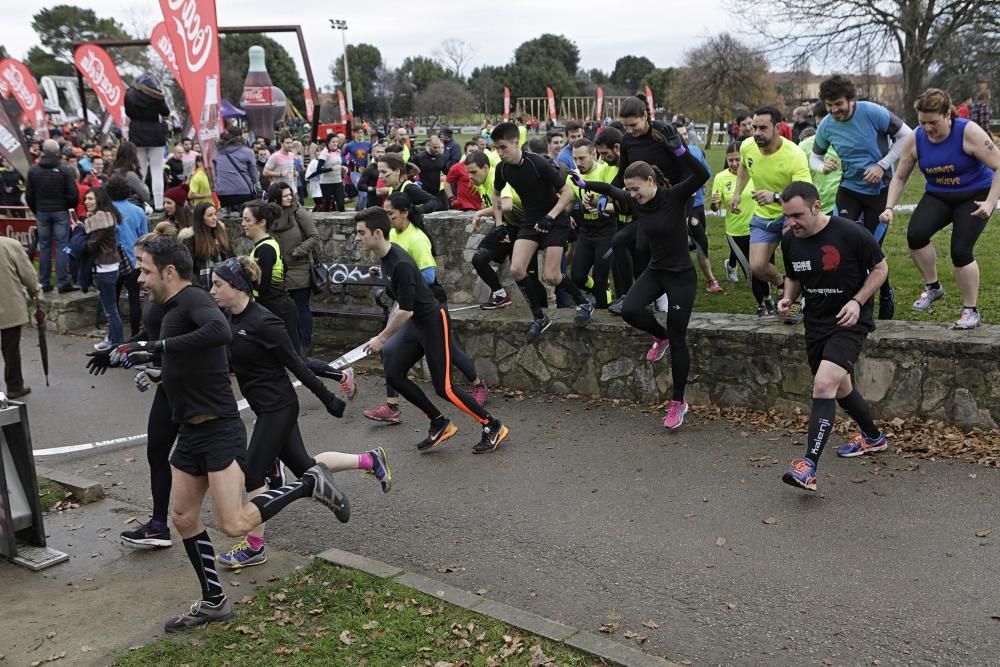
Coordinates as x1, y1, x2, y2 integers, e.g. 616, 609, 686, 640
776, 182, 890, 492
115, 237, 349, 632
489, 122, 594, 342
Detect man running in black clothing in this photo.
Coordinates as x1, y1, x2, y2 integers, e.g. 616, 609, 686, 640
776, 182, 890, 491
489, 121, 594, 342
355, 207, 510, 454
117, 237, 349, 632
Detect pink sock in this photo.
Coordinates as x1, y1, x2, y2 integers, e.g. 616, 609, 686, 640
246, 534, 264, 550
357, 452, 373, 470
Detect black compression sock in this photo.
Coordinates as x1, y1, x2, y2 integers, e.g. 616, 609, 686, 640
557, 274, 588, 306
804, 398, 837, 466
183, 530, 224, 602
515, 278, 545, 319
927, 281, 942, 291
251, 477, 314, 522
837, 390, 879, 439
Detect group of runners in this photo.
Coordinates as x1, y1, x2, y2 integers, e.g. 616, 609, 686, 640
81, 74, 998, 632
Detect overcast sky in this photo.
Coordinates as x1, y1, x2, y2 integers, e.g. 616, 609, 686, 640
2, 0, 757, 88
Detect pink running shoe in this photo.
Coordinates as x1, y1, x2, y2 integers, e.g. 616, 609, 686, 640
663, 400, 689, 429
472, 381, 489, 406
339, 367, 357, 400
706, 279, 723, 293
364, 403, 402, 424
646, 337, 669, 362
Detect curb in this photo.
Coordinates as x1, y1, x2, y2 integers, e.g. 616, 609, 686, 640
34, 465, 105, 503
316, 547, 677, 667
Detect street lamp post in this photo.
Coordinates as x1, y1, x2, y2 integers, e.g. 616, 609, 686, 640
330, 19, 354, 122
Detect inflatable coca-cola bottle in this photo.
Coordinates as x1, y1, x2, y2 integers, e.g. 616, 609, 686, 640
198, 74, 220, 143
242, 46, 275, 140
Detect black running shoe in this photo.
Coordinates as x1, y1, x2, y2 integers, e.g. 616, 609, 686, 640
879, 286, 896, 320
164, 597, 233, 632
305, 464, 350, 523
121, 520, 172, 549
417, 417, 457, 451
526, 314, 552, 343
472, 421, 509, 454
574, 302, 594, 328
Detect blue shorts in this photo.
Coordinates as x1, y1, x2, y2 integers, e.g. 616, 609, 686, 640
749, 214, 787, 244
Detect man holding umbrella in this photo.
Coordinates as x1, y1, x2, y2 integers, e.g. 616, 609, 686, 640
0, 234, 42, 398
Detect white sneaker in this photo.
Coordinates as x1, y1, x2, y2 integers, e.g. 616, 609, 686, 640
725, 262, 739, 283
954, 308, 981, 330
654, 294, 669, 312
94, 338, 111, 352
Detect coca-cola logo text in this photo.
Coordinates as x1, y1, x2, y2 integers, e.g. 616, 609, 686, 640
0, 125, 19, 153
166, 0, 214, 73
3, 65, 37, 110
78, 49, 122, 107
156, 34, 179, 72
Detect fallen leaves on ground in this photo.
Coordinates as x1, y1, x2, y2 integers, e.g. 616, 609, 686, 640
763, 517, 778, 525
976, 530, 992, 537
642, 619, 660, 629
598, 622, 619, 634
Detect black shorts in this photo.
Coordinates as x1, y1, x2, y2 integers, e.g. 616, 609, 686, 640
170, 416, 247, 477
517, 213, 571, 249
806, 329, 867, 375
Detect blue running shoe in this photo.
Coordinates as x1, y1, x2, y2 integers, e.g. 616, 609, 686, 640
367, 447, 393, 493
836, 431, 888, 458
217, 539, 267, 570
782, 458, 817, 491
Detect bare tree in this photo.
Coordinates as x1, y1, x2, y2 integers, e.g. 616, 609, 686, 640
671, 34, 773, 147
414, 80, 476, 129
735, 0, 1000, 123
433, 39, 477, 80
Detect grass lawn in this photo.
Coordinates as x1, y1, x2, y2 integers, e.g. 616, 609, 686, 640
115, 560, 604, 666
36, 476, 67, 513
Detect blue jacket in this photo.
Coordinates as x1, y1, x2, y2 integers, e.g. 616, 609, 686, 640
113, 200, 149, 265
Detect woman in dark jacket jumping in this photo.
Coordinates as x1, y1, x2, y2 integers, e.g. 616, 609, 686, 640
124, 74, 170, 211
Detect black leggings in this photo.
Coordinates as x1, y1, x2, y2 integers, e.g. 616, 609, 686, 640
116, 270, 142, 337
726, 234, 771, 305
621, 267, 697, 402
688, 205, 709, 257
382, 307, 492, 425
571, 234, 614, 307
836, 186, 892, 297
147, 385, 178, 524
610, 223, 650, 295
320, 182, 346, 212
471, 232, 548, 307
907, 188, 990, 267
244, 401, 316, 492
384, 309, 477, 399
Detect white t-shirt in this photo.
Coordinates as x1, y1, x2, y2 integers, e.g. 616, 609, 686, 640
317, 148, 344, 185
265, 151, 298, 193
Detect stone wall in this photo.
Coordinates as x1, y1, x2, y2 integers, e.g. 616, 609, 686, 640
442, 309, 1000, 431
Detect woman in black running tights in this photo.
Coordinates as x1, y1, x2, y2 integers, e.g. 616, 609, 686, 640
578, 125, 709, 431
210, 256, 392, 569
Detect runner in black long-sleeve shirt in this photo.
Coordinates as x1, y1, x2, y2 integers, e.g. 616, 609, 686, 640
114, 236, 351, 633
607, 95, 695, 312
579, 124, 710, 430
208, 256, 392, 570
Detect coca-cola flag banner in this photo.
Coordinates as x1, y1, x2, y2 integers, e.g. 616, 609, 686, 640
150, 22, 183, 87
0, 76, 8, 100
595, 86, 604, 121
645, 84, 655, 117
0, 59, 47, 139
74, 45, 127, 132
546, 87, 557, 123
303, 88, 315, 124
336, 89, 347, 121
0, 102, 31, 177
503, 87, 510, 121
159, 0, 221, 145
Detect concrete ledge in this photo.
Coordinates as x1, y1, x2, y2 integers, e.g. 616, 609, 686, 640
393, 571, 483, 609
314, 547, 403, 578
34, 465, 104, 503
566, 631, 676, 666
472, 598, 577, 642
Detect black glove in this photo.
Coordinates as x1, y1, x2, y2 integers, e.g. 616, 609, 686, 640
661, 123, 687, 156
85, 349, 113, 375
535, 215, 555, 233
114, 340, 165, 369
322, 392, 345, 418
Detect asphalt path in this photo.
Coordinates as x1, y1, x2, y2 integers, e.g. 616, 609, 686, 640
22, 332, 1000, 666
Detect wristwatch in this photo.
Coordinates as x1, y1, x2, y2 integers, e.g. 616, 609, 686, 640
772, 192, 782, 203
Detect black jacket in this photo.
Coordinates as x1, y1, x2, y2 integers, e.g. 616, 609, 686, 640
125, 86, 170, 147
25, 153, 79, 213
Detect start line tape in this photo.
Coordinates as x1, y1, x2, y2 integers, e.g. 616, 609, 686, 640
33, 382, 303, 458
